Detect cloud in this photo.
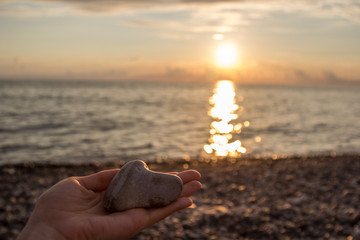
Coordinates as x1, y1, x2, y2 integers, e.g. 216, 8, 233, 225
292, 69, 314, 83
1, 55, 359, 85
0, 1, 75, 17
323, 71, 360, 85
33, 0, 167, 12
160, 33, 194, 40
324, 71, 343, 83
123, 60, 360, 86
154, 67, 204, 82
2, 0, 360, 26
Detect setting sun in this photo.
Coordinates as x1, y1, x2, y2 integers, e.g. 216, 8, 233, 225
215, 43, 238, 67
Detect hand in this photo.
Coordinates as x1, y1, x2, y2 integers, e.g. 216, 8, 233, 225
18, 168, 202, 240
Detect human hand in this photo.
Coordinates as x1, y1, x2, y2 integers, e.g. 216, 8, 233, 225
17, 168, 202, 240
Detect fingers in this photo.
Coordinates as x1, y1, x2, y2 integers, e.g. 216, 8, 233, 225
103, 197, 194, 239
76, 168, 201, 194
145, 197, 193, 227
98, 169, 202, 239
180, 180, 202, 197
171, 170, 202, 196
143, 173, 202, 227
177, 170, 201, 184
77, 169, 119, 192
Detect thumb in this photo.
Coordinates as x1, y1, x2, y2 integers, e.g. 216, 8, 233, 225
76, 169, 119, 192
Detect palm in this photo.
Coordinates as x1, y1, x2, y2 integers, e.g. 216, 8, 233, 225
30, 169, 201, 240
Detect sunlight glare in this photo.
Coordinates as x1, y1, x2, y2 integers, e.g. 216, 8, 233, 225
204, 80, 246, 157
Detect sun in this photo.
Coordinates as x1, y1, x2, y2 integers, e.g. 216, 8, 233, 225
215, 43, 238, 67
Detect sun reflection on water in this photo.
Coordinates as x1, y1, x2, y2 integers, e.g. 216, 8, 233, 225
204, 80, 246, 157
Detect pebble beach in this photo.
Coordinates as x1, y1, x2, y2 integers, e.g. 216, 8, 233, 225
1, 154, 360, 240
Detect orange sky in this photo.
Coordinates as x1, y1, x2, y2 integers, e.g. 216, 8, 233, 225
1, 0, 360, 85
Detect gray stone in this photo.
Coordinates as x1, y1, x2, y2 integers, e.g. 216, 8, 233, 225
103, 160, 183, 212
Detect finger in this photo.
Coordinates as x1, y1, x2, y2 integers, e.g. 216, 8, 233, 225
180, 180, 202, 197
145, 197, 193, 227
99, 176, 201, 239
177, 170, 201, 184
101, 197, 193, 239
141, 180, 201, 228
77, 169, 119, 192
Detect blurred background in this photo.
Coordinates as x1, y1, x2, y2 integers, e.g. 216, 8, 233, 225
1, 0, 360, 164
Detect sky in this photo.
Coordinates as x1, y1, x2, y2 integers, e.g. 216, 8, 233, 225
1, 0, 360, 85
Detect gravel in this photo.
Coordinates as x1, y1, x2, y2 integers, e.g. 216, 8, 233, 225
1, 154, 359, 240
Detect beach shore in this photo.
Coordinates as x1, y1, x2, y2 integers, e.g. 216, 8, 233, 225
1, 154, 360, 239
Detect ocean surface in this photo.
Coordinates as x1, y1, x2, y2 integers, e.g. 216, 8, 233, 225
0, 80, 359, 165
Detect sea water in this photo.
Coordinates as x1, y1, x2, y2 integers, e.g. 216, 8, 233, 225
0, 80, 359, 165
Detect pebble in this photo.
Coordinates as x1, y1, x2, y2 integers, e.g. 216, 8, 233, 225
103, 160, 183, 212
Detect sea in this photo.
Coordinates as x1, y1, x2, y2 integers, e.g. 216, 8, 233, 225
0, 80, 359, 165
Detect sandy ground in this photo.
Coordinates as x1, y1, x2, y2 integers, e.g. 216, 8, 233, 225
1, 154, 360, 239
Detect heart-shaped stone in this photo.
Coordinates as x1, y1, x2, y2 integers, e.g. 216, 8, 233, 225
103, 160, 183, 212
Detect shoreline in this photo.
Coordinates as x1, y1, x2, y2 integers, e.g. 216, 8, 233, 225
1, 154, 360, 239
0, 151, 356, 168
